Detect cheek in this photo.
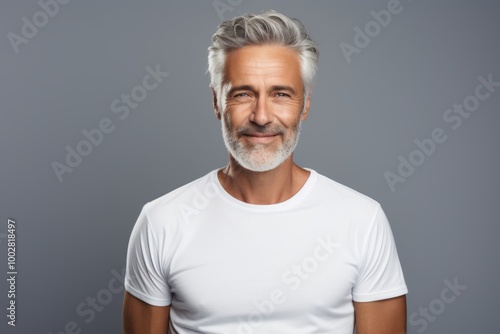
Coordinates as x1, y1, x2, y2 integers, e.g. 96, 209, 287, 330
224, 105, 251, 124
275, 110, 303, 128
225, 100, 253, 114
272, 98, 304, 115
222, 111, 243, 134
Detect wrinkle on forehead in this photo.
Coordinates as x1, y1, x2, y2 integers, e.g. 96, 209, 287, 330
223, 45, 302, 91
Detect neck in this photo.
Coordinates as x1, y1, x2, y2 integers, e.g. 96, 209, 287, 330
217, 154, 310, 205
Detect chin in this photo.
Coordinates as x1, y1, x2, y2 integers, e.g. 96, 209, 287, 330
234, 152, 290, 172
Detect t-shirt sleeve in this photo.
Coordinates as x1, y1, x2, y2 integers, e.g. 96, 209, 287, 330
124, 203, 172, 306
352, 203, 408, 302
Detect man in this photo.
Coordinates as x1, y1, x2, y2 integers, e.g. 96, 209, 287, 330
123, 10, 408, 334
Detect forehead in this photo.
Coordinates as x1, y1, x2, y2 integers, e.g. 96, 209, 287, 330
223, 45, 302, 88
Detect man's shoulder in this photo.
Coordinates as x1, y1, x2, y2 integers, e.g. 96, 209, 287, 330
312, 169, 381, 211
142, 169, 219, 219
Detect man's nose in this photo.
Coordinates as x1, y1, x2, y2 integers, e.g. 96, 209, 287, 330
249, 97, 273, 126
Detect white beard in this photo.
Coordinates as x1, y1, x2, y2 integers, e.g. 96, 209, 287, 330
221, 113, 302, 172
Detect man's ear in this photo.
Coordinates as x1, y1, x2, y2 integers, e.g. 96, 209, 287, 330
300, 92, 312, 121
212, 87, 221, 120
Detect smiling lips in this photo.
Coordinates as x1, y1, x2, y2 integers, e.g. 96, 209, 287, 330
243, 133, 279, 143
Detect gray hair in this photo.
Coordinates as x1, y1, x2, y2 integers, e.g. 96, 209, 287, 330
207, 10, 319, 99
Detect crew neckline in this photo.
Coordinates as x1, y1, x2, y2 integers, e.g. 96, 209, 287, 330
210, 167, 318, 212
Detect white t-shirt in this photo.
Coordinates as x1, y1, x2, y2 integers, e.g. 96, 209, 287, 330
125, 168, 408, 334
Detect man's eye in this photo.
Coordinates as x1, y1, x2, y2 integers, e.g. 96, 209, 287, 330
234, 92, 249, 98
275, 92, 290, 98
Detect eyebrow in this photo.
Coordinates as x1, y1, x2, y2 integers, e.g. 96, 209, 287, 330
227, 85, 298, 96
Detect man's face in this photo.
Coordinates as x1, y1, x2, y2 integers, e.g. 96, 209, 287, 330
215, 45, 310, 172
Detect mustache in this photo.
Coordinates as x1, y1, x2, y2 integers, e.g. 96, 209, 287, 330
236, 124, 285, 136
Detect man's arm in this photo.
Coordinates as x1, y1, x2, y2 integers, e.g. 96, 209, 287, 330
354, 295, 407, 334
123, 291, 171, 334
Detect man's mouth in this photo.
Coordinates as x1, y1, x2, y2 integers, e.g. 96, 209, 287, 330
242, 133, 279, 143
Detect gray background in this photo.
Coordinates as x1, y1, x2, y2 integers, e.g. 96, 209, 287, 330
1, 0, 499, 333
